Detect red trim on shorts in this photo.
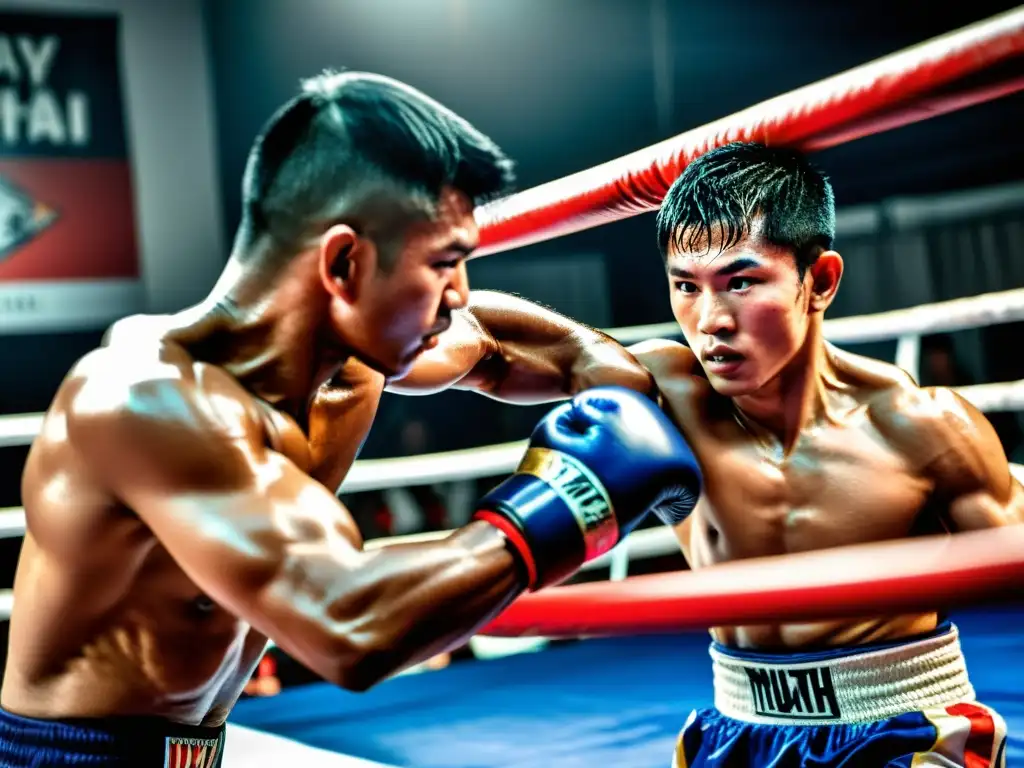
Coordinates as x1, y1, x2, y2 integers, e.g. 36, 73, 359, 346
946, 702, 997, 768
474, 509, 537, 589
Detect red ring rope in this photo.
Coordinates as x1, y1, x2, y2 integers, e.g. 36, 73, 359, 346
474, 7, 1024, 257
480, 527, 1024, 638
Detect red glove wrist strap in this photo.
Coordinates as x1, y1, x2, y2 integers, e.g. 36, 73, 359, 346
474, 509, 538, 590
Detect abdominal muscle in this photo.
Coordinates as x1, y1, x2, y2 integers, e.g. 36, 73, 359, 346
676, 516, 942, 652
710, 613, 942, 651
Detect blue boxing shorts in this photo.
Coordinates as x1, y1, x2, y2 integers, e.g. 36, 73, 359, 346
673, 622, 1007, 767
0, 707, 225, 767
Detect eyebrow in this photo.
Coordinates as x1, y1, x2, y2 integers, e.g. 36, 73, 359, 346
444, 241, 476, 257
669, 257, 762, 280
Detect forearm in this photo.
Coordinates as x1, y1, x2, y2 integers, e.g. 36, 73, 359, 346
468, 292, 654, 402
298, 521, 523, 690
388, 291, 653, 402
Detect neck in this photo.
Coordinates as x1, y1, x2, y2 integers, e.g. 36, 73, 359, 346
163, 246, 347, 422
731, 319, 837, 455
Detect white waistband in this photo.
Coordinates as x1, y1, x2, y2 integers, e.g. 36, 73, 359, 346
710, 625, 975, 725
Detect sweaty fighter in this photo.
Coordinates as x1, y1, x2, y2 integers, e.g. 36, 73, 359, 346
0, 71, 700, 766
386, 142, 1022, 766
646, 143, 1021, 766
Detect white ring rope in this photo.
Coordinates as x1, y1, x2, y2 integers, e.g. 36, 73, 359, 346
1, 287, 1023, 451
0, 372, 1022, 530
605, 287, 1024, 345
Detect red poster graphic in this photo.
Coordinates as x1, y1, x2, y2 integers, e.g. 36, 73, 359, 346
0, 10, 143, 333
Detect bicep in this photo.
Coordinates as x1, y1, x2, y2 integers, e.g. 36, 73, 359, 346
947, 476, 1024, 532
918, 388, 1024, 532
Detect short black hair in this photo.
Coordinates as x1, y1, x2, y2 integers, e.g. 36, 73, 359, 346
238, 71, 515, 257
656, 142, 835, 276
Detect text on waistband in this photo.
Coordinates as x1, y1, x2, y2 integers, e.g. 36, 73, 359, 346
744, 664, 841, 720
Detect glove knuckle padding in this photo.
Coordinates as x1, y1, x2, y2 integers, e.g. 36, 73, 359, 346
477, 386, 702, 589
534, 388, 700, 512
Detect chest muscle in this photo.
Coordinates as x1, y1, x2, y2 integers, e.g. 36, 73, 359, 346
689, 420, 934, 562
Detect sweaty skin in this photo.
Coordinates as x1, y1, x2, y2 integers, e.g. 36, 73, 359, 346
628, 338, 1024, 650
2, 291, 650, 726
580, 221, 1024, 652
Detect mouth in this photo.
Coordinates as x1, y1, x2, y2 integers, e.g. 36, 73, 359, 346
702, 348, 745, 374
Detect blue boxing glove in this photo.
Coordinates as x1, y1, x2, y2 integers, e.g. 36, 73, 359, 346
474, 386, 702, 591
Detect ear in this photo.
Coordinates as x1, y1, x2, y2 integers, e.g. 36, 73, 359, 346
807, 250, 843, 313
318, 224, 377, 303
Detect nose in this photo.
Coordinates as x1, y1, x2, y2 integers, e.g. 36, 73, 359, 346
696, 291, 736, 337
444, 260, 470, 310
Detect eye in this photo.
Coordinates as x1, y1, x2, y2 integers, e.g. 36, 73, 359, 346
674, 281, 697, 294
434, 259, 460, 271
727, 277, 757, 291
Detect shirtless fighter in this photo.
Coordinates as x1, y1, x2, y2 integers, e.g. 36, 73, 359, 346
0, 71, 701, 766
384, 142, 1022, 766
631, 142, 1021, 767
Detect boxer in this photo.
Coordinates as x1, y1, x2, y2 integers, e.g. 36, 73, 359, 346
0, 71, 698, 766
382, 142, 1021, 766
646, 143, 1019, 767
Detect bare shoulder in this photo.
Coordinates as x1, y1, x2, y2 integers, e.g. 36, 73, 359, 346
100, 312, 173, 347
69, 333, 204, 422
871, 379, 1024, 530
826, 344, 914, 426
863, 361, 975, 453
827, 344, 989, 473
64, 335, 264, 486
867, 376, 1006, 486
829, 343, 916, 391
465, 289, 577, 325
